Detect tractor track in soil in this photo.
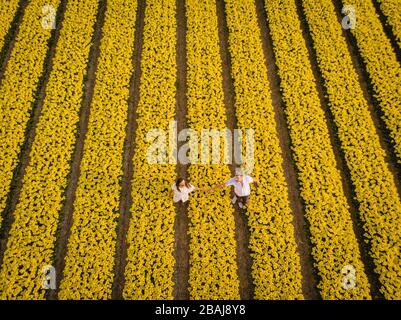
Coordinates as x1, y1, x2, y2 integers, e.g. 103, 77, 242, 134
50, 0, 108, 300
173, 0, 191, 301
111, 0, 146, 300
216, 0, 254, 300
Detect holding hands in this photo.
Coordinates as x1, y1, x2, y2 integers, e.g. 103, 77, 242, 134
171, 169, 259, 207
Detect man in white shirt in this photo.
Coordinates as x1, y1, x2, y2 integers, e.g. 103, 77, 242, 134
208, 168, 259, 208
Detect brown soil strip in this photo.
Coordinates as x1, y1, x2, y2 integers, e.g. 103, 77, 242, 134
0, 0, 68, 273
296, 0, 384, 299
173, 0, 190, 301
0, 0, 28, 86
49, 0, 108, 300
333, 0, 401, 195
216, 0, 254, 300
371, 0, 401, 63
111, 0, 146, 300
256, 0, 321, 300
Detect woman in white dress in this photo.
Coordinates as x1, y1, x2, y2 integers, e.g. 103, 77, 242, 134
170, 177, 203, 203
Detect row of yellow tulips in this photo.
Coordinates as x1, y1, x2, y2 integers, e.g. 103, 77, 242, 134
224, 0, 303, 299
303, 0, 401, 299
0, 0, 19, 52
264, 0, 370, 299
123, 0, 177, 299
58, 0, 138, 300
0, 0, 60, 228
186, 0, 240, 300
0, 0, 99, 299
376, 0, 401, 48
344, 0, 401, 164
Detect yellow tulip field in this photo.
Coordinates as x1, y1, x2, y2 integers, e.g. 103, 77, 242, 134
0, 0, 400, 300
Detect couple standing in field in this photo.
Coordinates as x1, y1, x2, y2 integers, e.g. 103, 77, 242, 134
170, 168, 259, 209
